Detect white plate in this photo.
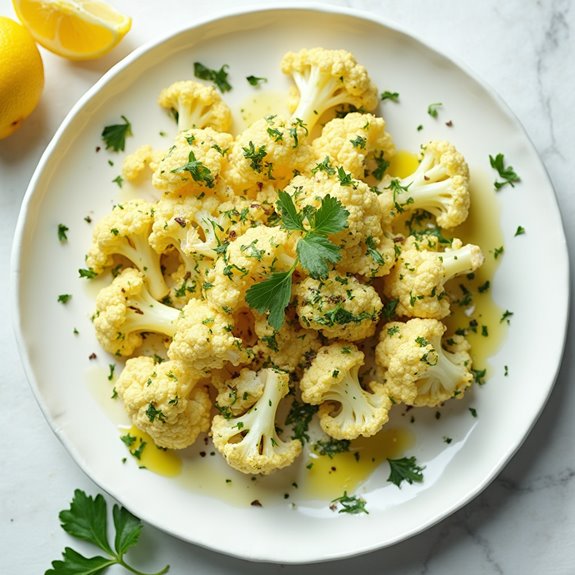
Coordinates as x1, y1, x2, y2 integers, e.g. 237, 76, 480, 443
11, 4, 569, 564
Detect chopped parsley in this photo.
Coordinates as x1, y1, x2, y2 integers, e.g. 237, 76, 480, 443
245, 192, 349, 329
246, 75, 267, 87
427, 102, 443, 118
171, 150, 215, 188
514, 225, 526, 236
380, 90, 400, 102
78, 268, 97, 279
313, 438, 351, 458
330, 491, 368, 514
387, 456, 425, 487
285, 400, 318, 444
57, 223, 69, 242
101, 115, 132, 152
489, 153, 520, 190
194, 61, 232, 92
57, 294, 72, 304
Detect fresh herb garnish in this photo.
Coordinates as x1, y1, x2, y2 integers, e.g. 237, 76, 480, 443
246, 75, 267, 87
330, 491, 368, 514
489, 153, 520, 190
58, 223, 69, 242
427, 102, 443, 118
46, 489, 169, 575
314, 437, 351, 458
245, 192, 348, 329
285, 399, 318, 444
514, 225, 526, 236
101, 115, 132, 152
242, 141, 267, 172
79, 268, 98, 279
380, 90, 400, 102
387, 456, 425, 487
171, 150, 215, 188
194, 61, 232, 93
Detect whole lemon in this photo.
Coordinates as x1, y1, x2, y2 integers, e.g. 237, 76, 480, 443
0, 16, 44, 140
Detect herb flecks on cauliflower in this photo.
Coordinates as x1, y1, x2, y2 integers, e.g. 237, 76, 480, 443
158, 80, 232, 132
211, 368, 302, 475
381, 140, 470, 228
115, 357, 211, 449
312, 112, 395, 183
295, 271, 383, 341
300, 342, 391, 440
384, 236, 484, 319
281, 47, 379, 133
93, 268, 179, 357
85, 199, 168, 300
376, 318, 473, 407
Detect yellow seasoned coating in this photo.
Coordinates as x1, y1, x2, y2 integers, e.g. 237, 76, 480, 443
375, 318, 473, 407
115, 357, 211, 449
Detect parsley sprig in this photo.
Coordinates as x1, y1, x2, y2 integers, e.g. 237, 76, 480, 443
387, 456, 425, 487
101, 116, 132, 152
330, 491, 368, 514
194, 61, 232, 93
46, 489, 169, 575
489, 153, 520, 190
171, 150, 215, 188
245, 192, 349, 329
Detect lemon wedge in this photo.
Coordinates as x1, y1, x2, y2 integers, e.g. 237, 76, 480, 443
12, 0, 131, 60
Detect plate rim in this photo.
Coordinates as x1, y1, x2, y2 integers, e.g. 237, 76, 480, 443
10, 2, 571, 564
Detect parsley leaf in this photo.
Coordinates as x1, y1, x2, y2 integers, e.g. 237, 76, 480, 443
489, 153, 520, 190
427, 102, 443, 118
366, 236, 385, 265
57, 294, 72, 304
380, 90, 400, 102
171, 150, 214, 188
245, 270, 294, 331
47, 489, 169, 575
310, 194, 349, 235
58, 223, 69, 242
387, 456, 425, 487
101, 116, 132, 152
276, 191, 305, 231
246, 75, 267, 87
194, 61, 232, 92
246, 193, 348, 327
297, 233, 341, 278
330, 491, 368, 514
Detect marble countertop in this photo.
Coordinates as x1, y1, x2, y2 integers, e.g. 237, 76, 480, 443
1, 1, 574, 573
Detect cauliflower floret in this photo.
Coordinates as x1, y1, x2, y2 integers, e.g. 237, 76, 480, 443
312, 112, 395, 183
295, 272, 383, 341
384, 236, 484, 319
168, 298, 246, 374
281, 47, 379, 133
211, 368, 302, 474
286, 171, 396, 276
122, 145, 164, 183
214, 368, 265, 418
152, 127, 233, 195
115, 357, 211, 449
252, 309, 321, 372
224, 115, 313, 196
375, 318, 473, 407
93, 268, 180, 357
205, 226, 296, 313
158, 80, 232, 132
216, 197, 275, 240
85, 199, 168, 300
165, 260, 210, 309
300, 342, 391, 440
380, 140, 470, 228
149, 194, 223, 267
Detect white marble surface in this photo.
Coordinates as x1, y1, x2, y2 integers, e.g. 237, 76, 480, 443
1, 0, 574, 573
